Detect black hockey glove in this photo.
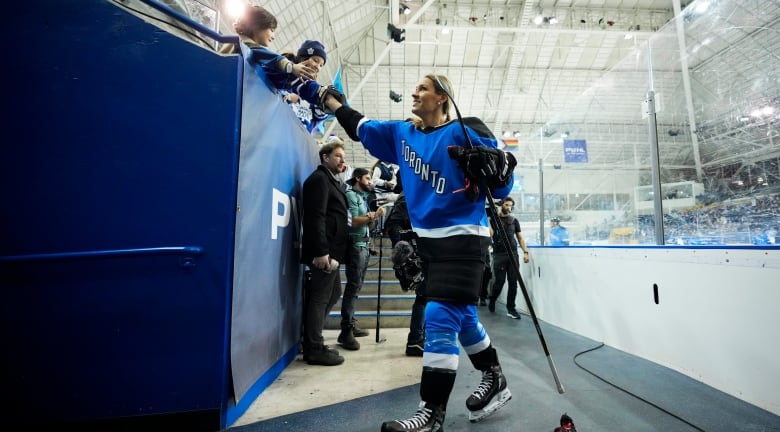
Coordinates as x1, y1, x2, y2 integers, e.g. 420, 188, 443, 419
448, 146, 517, 189
391, 241, 424, 291
317, 85, 346, 115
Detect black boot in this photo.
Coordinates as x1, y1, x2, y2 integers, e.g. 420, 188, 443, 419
352, 322, 369, 337
337, 328, 360, 350
303, 346, 344, 366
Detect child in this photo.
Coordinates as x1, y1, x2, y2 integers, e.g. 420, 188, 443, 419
231, 6, 319, 84
232, 7, 333, 132
279, 41, 333, 133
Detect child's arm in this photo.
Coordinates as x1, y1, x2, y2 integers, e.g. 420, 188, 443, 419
247, 46, 317, 81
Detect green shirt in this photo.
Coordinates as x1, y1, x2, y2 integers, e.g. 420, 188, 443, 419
347, 189, 371, 246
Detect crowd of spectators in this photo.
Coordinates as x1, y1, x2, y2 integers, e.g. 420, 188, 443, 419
638, 193, 780, 245
517, 192, 780, 246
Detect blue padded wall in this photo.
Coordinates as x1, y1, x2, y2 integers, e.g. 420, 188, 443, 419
1, 1, 242, 427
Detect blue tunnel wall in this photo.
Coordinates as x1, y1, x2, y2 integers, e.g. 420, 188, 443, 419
1, 1, 244, 427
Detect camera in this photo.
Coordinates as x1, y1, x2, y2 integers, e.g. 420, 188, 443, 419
389, 90, 403, 103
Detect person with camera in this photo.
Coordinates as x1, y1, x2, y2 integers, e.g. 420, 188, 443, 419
321, 73, 517, 431
370, 160, 400, 228
385, 176, 426, 357
339, 168, 386, 351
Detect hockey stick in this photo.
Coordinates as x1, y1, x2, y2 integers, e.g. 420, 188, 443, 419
373, 214, 387, 343
433, 76, 565, 394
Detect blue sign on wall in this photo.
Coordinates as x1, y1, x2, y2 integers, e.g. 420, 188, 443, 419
563, 139, 588, 163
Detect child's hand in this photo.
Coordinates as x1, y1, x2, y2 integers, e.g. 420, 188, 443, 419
292, 63, 317, 81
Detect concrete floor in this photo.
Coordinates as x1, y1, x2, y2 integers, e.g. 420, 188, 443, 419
228, 310, 780, 432
232, 328, 419, 426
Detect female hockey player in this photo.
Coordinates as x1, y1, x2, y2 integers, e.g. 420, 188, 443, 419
321, 73, 517, 432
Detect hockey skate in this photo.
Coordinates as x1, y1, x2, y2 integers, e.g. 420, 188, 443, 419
381, 401, 445, 432
466, 365, 512, 422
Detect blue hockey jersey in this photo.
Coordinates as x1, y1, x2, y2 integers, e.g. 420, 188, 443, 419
357, 118, 513, 240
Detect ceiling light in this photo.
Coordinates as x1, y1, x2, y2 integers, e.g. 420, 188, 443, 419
535, 15, 557, 25
223, 0, 246, 20
441, 20, 449, 34
695, 0, 711, 14
400, 3, 411, 15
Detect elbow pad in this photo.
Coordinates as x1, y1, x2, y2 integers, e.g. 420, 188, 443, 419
335, 105, 364, 141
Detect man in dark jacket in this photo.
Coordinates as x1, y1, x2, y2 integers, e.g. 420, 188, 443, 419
300, 142, 350, 366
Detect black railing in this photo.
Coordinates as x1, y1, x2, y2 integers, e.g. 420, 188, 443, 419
0, 246, 203, 263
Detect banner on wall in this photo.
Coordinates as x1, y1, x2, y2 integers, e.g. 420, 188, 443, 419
230, 51, 319, 405
563, 139, 588, 163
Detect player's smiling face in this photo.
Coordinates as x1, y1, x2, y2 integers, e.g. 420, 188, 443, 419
411, 78, 445, 117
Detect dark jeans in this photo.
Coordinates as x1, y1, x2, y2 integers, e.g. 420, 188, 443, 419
303, 265, 342, 352
342, 243, 369, 330
490, 252, 519, 310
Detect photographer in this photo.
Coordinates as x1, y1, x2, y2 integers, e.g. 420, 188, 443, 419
385, 177, 426, 357
371, 160, 399, 228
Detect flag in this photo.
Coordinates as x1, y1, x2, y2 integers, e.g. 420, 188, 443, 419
332, 67, 344, 95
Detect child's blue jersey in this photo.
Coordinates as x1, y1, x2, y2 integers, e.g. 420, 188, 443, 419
357, 118, 513, 239
245, 44, 325, 112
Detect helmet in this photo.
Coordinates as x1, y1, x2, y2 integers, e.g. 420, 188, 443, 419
551, 217, 560, 223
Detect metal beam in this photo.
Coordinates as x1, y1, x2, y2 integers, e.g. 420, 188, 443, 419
326, 0, 437, 137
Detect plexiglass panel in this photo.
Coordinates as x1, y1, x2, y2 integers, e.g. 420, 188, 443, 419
518, 0, 780, 246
